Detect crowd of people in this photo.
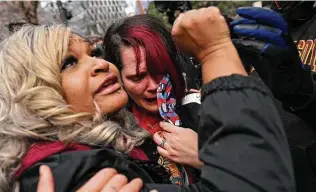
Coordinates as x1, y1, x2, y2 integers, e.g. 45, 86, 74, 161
0, 1, 316, 192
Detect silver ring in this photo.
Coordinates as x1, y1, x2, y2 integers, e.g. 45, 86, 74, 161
160, 139, 166, 148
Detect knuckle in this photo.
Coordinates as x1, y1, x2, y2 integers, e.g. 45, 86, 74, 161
169, 148, 178, 156
114, 174, 128, 183
183, 18, 193, 29
208, 6, 221, 15
171, 27, 180, 36
103, 168, 118, 175
219, 15, 226, 22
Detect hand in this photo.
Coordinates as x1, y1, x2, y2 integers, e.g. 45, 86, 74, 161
230, 7, 315, 110
153, 122, 203, 168
37, 165, 143, 192
171, 6, 231, 64
172, 6, 246, 84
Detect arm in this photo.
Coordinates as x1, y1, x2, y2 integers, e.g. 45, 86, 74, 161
147, 74, 295, 192
146, 6, 295, 192
230, 7, 316, 120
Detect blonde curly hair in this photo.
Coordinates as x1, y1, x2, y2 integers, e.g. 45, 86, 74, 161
0, 25, 148, 192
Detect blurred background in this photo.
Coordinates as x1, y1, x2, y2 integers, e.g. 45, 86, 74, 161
0, 1, 270, 42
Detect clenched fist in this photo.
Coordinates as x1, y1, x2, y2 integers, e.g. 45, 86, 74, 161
172, 6, 246, 84
171, 7, 231, 64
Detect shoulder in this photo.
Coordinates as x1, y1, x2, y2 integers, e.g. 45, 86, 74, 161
19, 148, 155, 192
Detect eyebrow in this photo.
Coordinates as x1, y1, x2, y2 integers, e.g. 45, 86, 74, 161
71, 31, 94, 46
126, 70, 147, 78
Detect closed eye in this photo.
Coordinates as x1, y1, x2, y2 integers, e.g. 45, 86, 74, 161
61, 56, 78, 71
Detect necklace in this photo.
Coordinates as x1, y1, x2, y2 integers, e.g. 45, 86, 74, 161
144, 117, 159, 129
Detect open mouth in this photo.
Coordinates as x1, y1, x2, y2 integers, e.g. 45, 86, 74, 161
144, 98, 157, 103
95, 74, 121, 95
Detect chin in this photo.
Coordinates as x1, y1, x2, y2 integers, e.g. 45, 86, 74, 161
98, 92, 129, 115
142, 104, 159, 114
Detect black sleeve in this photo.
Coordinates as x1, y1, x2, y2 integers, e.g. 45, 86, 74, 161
146, 75, 296, 192
293, 94, 316, 129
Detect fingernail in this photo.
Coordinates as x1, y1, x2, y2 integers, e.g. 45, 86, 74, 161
39, 165, 45, 177
40, 165, 44, 176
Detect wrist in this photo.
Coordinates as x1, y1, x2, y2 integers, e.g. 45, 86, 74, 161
200, 40, 248, 84
197, 38, 232, 64
194, 159, 204, 169
192, 158, 204, 169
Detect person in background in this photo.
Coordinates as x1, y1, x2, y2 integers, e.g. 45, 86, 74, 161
230, 6, 316, 192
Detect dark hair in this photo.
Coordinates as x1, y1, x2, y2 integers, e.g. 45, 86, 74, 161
103, 14, 185, 101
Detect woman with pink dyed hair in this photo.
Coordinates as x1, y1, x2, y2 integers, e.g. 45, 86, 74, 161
104, 14, 204, 185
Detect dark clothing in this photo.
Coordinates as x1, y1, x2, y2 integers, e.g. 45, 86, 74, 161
289, 11, 316, 192
20, 75, 295, 192
289, 10, 316, 128
271, 6, 316, 191
250, 71, 316, 192
276, 99, 316, 192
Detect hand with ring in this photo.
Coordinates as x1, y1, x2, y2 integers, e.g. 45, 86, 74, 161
153, 122, 203, 169
37, 165, 143, 192
159, 137, 167, 148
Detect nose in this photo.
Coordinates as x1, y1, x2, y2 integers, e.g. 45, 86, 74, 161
147, 75, 159, 92
91, 58, 110, 76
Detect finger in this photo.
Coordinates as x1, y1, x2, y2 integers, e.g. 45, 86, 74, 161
159, 121, 175, 132
233, 38, 283, 57
178, 9, 198, 31
120, 178, 143, 192
236, 7, 287, 32
101, 174, 128, 192
77, 168, 118, 192
232, 38, 267, 54
188, 88, 200, 93
37, 165, 54, 192
153, 132, 166, 147
171, 13, 184, 36
232, 24, 286, 47
162, 131, 171, 140
229, 17, 257, 28
157, 146, 171, 159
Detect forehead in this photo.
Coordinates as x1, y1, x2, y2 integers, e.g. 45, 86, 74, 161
66, 34, 92, 55
121, 46, 147, 72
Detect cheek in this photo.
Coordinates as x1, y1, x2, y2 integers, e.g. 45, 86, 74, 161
123, 79, 148, 98
61, 75, 93, 112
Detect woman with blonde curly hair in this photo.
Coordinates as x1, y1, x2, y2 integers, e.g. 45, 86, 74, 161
0, 6, 295, 192
0, 24, 151, 191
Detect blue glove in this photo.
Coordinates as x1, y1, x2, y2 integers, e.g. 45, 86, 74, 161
230, 7, 315, 110
230, 7, 288, 47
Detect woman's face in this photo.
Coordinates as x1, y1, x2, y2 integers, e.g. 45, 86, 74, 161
61, 35, 128, 115
120, 46, 164, 114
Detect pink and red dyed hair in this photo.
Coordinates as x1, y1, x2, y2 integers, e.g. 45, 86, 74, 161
104, 15, 185, 101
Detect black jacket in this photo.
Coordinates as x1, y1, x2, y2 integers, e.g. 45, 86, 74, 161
250, 71, 316, 192
20, 75, 295, 192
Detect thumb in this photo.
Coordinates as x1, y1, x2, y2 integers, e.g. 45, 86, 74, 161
37, 165, 54, 192
159, 121, 175, 132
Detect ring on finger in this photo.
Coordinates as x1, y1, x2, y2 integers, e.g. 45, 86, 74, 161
160, 139, 167, 148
